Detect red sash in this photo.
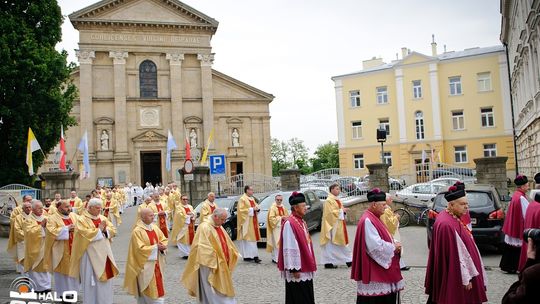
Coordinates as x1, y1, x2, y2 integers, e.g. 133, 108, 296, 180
92, 218, 114, 280
249, 199, 260, 241
69, 200, 75, 207
214, 227, 230, 265
277, 206, 285, 216
183, 207, 195, 244
145, 229, 165, 297
336, 199, 349, 244
210, 204, 216, 214
103, 201, 111, 218
62, 217, 74, 254
156, 204, 168, 238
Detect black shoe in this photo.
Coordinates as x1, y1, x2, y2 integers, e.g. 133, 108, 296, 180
400, 266, 411, 271
244, 258, 253, 262
254, 257, 262, 264
181, 256, 188, 260
324, 263, 337, 269
346, 262, 352, 268
272, 259, 277, 264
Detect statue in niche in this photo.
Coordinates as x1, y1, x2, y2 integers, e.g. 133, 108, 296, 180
189, 128, 198, 148
100, 130, 109, 150
232, 128, 240, 147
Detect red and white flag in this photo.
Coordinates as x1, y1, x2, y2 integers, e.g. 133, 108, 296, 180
59, 125, 66, 171
185, 131, 192, 161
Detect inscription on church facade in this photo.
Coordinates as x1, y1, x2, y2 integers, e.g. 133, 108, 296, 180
89, 33, 201, 44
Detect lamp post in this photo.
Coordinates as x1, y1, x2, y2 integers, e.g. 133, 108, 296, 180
377, 126, 387, 163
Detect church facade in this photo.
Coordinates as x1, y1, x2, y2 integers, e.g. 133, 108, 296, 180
43, 0, 273, 191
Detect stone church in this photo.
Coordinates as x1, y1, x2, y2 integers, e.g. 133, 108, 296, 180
43, 0, 273, 191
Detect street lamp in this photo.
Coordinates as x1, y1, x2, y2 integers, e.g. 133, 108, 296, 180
377, 126, 387, 163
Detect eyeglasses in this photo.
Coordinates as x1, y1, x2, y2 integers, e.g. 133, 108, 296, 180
182, 198, 188, 201
276, 199, 283, 202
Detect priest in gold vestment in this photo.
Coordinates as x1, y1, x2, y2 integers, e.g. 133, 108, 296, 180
198, 192, 217, 225
7, 200, 32, 274
169, 195, 195, 258
24, 200, 51, 292
266, 194, 289, 263
124, 208, 168, 304
182, 208, 240, 303
236, 185, 261, 263
148, 192, 170, 238
320, 183, 352, 268
44, 200, 79, 296
69, 198, 119, 304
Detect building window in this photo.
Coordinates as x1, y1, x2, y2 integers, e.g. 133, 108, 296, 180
452, 110, 465, 130
481, 107, 494, 127
353, 154, 365, 169
415, 111, 425, 140
483, 143, 497, 157
140, 60, 158, 98
351, 121, 362, 139
349, 90, 361, 107
477, 72, 492, 92
449, 76, 462, 95
412, 80, 422, 99
454, 146, 467, 163
376, 86, 388, 104
379, 118, 390, 136
383, 151, 392, 166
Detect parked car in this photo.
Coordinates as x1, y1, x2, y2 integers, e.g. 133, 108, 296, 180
430, 177, 462, 187
426, 184, 505, 249
395, 182, 447, 204
194, 196, 240, 239
257, 190, 324, 243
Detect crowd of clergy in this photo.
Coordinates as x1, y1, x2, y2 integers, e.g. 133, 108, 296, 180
6, 173, 540, 304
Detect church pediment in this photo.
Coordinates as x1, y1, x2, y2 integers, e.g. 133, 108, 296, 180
69, 0, 218, 32
396, 52, 435, 66
212, 70, 274, 102
132, 130, 167, 142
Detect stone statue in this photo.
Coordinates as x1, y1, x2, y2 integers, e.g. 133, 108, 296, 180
100, 130, 109, 150
232, 128, 240, 147
189, 128, 197, 148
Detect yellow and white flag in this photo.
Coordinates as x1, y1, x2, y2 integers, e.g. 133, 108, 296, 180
26, 128, 42, 175
200, 128, 214, 165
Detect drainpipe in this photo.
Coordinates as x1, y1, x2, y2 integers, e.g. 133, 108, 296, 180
504, 42, 519, 175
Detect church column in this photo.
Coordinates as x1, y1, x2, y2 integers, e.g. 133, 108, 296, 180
76, 50, 95, 153
109, 51, 129, 156
166, 53, 184, 147
197, 53, 215, 145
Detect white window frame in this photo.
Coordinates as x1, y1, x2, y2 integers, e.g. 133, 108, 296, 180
477, 72, 492, 92
449, 76, 462, 95
452, 110, 465, 130
379, 118, 390, 136
351, 121, 363, 139
353, 154, 365, 169
483, 143, 497, 157
415, 111, 425, 140
376, 86, 388, 104
481, 107, 495, 127
349, 90, 361, 107
454, 146, 468, 163
412, 80, 422, 99
383, 151, 392, 166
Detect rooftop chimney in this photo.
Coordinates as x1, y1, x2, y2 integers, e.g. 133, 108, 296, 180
362, 57, 386, 70
431, 34, 437, 56
401, 47, 407, 59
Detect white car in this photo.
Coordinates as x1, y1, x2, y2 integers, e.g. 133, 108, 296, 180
395, 182, 447, 204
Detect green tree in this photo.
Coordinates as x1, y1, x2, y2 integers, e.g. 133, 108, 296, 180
0, 0, 77, 185
311, 141, 339, 172
271, 138, 290, 176
288, 137, 311, 174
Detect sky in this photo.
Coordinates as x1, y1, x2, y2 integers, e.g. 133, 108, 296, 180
56, 0, 502, 154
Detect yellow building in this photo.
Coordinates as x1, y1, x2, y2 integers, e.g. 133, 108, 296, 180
332, 42, 515, 184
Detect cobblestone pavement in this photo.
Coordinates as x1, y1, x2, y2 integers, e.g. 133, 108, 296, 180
0, 206, 519, 303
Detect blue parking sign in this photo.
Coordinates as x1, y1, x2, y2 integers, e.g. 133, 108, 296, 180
209, 155, 226, 175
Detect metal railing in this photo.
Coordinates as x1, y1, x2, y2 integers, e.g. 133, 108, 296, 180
211, 173, 280, 196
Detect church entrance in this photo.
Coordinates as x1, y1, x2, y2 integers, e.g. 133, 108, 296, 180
141, 151, 162, 186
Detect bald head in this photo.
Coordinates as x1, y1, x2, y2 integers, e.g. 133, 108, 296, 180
31, 199, 44, 216
212, 208, 228, 226
207, 192, 215, 202
22, 201, 32, 215
139, 208, 154, 225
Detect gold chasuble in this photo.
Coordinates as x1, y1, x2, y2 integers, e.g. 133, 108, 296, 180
69, 211, 119, 282
124, 222, 168, 299
44, 211, 78, 275
7, 212, 30, 263
236, 194, 261, 241
148, 201, 170, 238
181, 217, 240, 298
102, 199, 121, 226
10, 206, 22, 219
266, 203, 289, 253
380, 207, 399, 236
199, 199, 216, 225
169, 204, 195, 246
23, 214, 49, 272
68, 197, 84, 214
320, 194, 349, 246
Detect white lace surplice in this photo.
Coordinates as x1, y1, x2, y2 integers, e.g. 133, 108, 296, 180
455, 231, 488, 287
281, 221, 314, 282
357, 218, 404, 296
504, 196, 529, 247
